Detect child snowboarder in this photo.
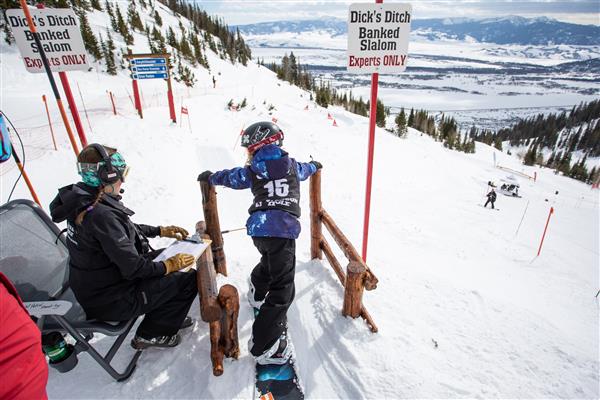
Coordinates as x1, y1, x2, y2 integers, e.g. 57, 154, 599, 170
484, 187, 497, 209
198, 121, 321, 365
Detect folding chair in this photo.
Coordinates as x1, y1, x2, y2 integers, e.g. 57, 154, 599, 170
0, 199, 142, 381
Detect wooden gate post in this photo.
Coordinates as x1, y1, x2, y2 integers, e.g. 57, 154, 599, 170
195, 222, 221, 322
310, 170, 323, 259
217, 285, 240, 360
342, 261, 366, 318
200, 181, 227, 275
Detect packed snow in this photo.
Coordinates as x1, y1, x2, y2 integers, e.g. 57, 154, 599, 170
1, 4, 599, 399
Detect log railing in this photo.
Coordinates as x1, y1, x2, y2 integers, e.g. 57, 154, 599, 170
200, 181, 227, 275
195, 221, 239, 376
310, 170, 378, 333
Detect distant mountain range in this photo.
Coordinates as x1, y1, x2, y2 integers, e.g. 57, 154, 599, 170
235, 16, 600, 46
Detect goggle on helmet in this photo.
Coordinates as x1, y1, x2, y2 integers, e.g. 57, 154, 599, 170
77, 152, 129, 187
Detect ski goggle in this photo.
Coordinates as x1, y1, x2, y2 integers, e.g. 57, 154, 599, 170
77, 152, 129, 187
247, 131, 284, 153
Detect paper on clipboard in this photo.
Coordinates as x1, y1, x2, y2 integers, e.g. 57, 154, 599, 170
153, 239, 211, 272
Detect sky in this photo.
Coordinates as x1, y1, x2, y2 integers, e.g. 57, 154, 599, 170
193, 1, 600, 26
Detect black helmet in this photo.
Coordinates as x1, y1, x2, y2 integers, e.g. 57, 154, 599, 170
241, 121, 284, 153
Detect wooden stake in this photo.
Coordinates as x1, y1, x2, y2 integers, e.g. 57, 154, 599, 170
108, 91, 117, 115
342, 261, 366, 318
310, 171, 323, 259
42, 95, 57, 150
196, 237, 221, 322
217, 284, 240, 360
209, 320, 223, 376
200, 181, 227, 275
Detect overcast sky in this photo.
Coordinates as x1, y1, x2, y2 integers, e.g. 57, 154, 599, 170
193, 1, 599, 26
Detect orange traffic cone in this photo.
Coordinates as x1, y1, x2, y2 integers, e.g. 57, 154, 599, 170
304, 105, 309, 111
272, 117, 278, 123
327, 113, 332, 120
333, 119, 338, 127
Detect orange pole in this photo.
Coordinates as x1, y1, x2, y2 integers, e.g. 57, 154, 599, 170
11, 144, 41, 206
19, 0, 79, 157
42, 95, 57, 151
537, 207, 554, 257
109, 91, 117, 115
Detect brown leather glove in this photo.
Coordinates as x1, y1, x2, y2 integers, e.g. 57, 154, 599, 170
163, 253, 195, 275
159, 225, 189, 240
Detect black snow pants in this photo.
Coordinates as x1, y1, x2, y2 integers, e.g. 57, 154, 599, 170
484, 198, 495, 209
83, 249, 198, 339
249, 237, 296, 357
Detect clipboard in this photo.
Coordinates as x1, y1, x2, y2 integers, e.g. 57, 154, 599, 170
153, 239, 212, 272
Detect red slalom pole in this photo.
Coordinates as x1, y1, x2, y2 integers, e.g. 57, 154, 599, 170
42, 95, 57, 150
361, 0, 383, 262
537, 207, 554, 257
58, 72, 87, 147
36, 4, 86, 148
132, 79, 143, 118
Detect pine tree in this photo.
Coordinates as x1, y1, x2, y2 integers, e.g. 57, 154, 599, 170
2, 9, 15, 45
90, 0, 102, 10
115, 5, 133, 45
407, 108, 414, 127
523, 144, 538, 166
128, 1, 144, 32
166, 27, 178, 50
105, 0, 118, 31
494, 137, 503, 151
151, 26, 167, 54
179, 34, 193, 63
154, 10, 162, 26
375, 99, 386, 128
104, 30, 117, 75
78, 10, 102, 60
395, 108, 407, 137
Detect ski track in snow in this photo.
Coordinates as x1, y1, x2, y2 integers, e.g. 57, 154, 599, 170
1, 4, 599, 399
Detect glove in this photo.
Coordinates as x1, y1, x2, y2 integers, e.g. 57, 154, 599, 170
310, 161, 323, 170
163, 253, 195, 275
160, 225, 189, 240
197, 170, 213, 182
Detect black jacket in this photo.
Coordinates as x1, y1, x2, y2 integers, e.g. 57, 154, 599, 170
487, 190, 497, 202
49, 183, 166, 314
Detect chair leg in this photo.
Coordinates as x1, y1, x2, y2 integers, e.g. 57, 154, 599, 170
53, 316, 143, 381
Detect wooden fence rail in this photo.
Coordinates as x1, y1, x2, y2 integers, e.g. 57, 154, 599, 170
195, 221, 239, 376
200, 181, 227, 275
310, 171, 378, 332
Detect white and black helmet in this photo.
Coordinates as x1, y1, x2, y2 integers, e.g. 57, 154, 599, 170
241, 121, 284, 153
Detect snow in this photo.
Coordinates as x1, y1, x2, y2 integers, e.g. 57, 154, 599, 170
1, 4, 599, 399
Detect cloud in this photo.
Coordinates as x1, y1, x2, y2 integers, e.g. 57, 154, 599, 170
191, 0, 599, 26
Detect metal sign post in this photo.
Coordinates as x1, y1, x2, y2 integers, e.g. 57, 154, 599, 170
347, 2, 412, 261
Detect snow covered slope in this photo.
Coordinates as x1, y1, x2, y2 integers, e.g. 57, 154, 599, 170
1, 6, 599, 400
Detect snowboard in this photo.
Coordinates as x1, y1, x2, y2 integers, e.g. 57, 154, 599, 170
479, 204, 500, 211
251, 306, 304, 400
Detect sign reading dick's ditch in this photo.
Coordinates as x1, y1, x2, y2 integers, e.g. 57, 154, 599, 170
7, 8, 89, 73
347, 3, 412, 74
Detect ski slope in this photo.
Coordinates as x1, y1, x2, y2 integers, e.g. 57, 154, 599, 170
1, 7, 599, 400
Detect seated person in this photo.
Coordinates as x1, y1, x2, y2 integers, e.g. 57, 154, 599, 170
50, 144, 197, 349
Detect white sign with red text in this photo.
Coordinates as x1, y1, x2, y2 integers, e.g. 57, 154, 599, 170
6, 8, 89, 73
347, 3, 412, 74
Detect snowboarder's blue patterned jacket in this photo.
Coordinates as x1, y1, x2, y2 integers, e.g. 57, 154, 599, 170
209, 144, 317, 239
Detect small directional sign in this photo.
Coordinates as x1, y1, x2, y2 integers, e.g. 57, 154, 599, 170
130, 58, 166, 66
132, 72, 168, 80
131, 65, 167, 73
